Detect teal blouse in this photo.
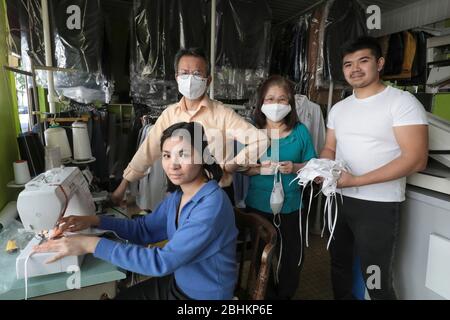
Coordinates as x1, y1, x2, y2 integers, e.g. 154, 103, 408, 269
245, 123, 317, 214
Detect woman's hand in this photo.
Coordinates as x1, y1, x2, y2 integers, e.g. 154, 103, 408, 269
32, 235, 100, 264
278, 161, 294, 174
55, 215, 100, 234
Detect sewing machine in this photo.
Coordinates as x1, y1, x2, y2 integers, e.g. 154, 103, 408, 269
15, 166, 95, 279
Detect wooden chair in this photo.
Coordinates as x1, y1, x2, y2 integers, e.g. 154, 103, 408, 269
234, 208, 277, 300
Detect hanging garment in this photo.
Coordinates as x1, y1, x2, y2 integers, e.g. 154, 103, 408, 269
384, 32, 404, 75
215, 0, 272, 99
88, 109, 109, 185
384, 31, 417, 80
289, 16, 310, 94
378, 35, 390, 60
232, 172, 249, 209
295, 94, 326, 155
315, 0, 334, 88
290, 158, 348, 251
130, 0, 208, 105
129, 124, 167, 211
307, 6, 323, 101
323, 0, 367, 83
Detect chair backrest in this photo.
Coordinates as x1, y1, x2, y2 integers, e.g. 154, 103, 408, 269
234, 208, 277, 300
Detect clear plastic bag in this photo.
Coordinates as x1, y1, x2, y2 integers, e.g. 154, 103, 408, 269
0, 220, 34, 295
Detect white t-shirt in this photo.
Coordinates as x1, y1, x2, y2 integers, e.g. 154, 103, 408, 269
327, 86, 428, 202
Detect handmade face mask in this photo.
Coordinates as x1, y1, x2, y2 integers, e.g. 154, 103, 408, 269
270, 165, 285, 215
261, 103, 292, 122
177, 75, 207, 100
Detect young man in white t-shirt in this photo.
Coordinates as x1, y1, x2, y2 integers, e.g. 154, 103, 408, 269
321, 36, 428, 300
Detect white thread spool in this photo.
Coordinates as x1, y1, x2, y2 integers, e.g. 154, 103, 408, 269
45, 146, 62, 170
44, 126, 72, 161
72, 121, 92, 161
13, 160, 31, 185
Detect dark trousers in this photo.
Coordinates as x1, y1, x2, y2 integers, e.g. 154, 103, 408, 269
329, 196, 400, 300
115, 274, 191, 300
247, 207, 305, 300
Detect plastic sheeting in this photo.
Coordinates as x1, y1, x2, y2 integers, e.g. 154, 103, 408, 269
323, 0, 367, 83
49, 0, 109, 104
130, 0, 209, 106
214, 0, 272, 100
14, 0, 46, 72
289, 15, 310, 94
12, 0, 110, 104
270, 15, 310, 95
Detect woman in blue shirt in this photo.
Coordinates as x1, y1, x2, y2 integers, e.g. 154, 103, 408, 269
245, 75, 316, 299
34, 122, 238, 300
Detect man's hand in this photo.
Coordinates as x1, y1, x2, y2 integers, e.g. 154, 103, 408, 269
111, 179, 129, 206
337, 171, 360, 188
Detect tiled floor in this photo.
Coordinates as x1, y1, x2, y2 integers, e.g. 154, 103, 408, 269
294, 234, 334, 300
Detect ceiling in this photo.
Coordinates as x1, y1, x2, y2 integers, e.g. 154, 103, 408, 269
267, 0, 425, 24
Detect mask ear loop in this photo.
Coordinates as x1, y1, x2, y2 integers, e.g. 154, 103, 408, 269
272, 165, 283, 284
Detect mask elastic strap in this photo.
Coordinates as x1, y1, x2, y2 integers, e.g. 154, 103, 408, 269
273, 213, 282, 284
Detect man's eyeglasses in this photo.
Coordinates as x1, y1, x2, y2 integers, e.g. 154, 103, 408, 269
177, 70, 206, 81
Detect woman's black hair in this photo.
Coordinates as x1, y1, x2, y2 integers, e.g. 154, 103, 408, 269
160, 122, 223, 193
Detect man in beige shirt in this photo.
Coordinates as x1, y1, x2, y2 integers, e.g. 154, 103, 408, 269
112, 48, 269, 204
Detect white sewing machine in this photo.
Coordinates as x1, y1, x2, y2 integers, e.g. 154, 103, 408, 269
15, 166, 95, 279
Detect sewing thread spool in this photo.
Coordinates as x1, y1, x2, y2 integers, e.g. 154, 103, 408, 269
13, 160, 31, 185
45, 146, 62, 170
72, 122, 92, 161
44, 126, 72, 161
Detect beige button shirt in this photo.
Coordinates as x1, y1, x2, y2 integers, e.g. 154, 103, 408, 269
123, 95, 269, 187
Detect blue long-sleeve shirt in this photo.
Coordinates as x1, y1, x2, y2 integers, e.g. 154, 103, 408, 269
94, 180, 238, 300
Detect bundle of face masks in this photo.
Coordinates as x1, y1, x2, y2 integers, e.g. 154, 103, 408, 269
290, 158, 349, 265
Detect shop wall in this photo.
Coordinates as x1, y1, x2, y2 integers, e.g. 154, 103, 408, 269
371, 0, 450, 37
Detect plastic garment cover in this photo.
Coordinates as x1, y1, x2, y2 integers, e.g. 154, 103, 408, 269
13, 0, 46, 72
50, 0, 104, 76
270, 24, 295, 77
315, 0, 333, 89
306, 6, 323, 102
323, 0, 367, 83
12, 0, 110, 104
49, 0, 108, 103
289, 15, 310, 94
214, 0, 272, 100
269, 16, 310, 95
130, 0, 209, 106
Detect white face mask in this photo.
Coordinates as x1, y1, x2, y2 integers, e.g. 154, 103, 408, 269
177, 75, 207, 100
270, 166, 284, 215
261, 103, 291, 122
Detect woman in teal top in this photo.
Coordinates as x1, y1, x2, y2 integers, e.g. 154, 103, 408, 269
244, 75, 316, 299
